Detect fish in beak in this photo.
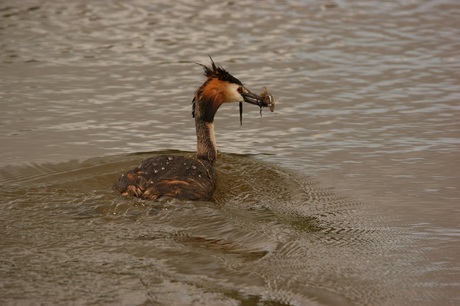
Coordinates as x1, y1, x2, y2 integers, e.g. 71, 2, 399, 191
241, 89, 267, 107
239, 87, 276, 125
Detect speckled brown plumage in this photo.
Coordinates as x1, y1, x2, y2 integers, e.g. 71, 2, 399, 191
113, 155, 216, 201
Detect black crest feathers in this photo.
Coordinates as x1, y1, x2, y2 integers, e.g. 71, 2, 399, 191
196, 56, 243, 86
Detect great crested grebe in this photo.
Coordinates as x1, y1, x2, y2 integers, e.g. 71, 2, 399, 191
113, 58, 271, 201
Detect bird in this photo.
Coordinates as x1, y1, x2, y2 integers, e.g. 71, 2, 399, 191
113, 58, 269, 201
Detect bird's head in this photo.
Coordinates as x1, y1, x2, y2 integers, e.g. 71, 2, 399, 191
192, 58, 267, 123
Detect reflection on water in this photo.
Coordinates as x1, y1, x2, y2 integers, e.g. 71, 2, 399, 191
1, 0, 459, 304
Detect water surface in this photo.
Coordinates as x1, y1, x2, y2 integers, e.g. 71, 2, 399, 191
1, 0, 459, 305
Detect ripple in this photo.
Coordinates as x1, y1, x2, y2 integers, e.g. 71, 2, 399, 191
1, 0, 459, 304
0, 152, 413, 305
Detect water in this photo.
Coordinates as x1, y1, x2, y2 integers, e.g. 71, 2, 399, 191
1, 0, 459, 305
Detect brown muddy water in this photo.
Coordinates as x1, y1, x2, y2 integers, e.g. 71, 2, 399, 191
0, 1, 459, 305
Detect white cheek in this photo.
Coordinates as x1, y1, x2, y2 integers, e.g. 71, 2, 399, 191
224, 83, 244, 103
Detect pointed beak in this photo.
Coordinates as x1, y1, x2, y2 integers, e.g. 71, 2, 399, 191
241, 89, 269, 107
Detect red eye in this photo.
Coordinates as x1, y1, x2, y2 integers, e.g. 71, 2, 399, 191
237, 86, 243, 94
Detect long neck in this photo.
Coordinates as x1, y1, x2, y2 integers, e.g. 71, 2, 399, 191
195, 119, 217, 163
193, 85, 223, 164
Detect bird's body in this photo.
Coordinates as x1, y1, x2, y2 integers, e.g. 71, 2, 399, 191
113, 58, 269, 201
113, 155, 216, 201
